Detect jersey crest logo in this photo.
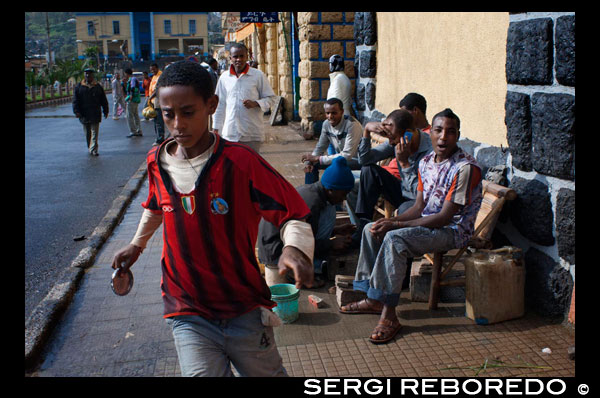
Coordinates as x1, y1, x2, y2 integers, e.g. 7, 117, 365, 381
210, 193, 229, 215
181, 196, 196, 215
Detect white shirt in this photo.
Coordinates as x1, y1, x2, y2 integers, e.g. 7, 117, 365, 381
327, 71, 352, 116
213, 64, 277, 142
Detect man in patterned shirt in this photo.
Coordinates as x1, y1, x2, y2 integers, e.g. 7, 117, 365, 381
339, 108, 482, 344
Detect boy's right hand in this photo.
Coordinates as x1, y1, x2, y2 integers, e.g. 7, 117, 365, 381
277, 246, 314, 289
111, 244, 143, 273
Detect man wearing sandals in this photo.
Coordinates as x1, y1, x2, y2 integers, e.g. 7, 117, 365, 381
340, 108, 482, 344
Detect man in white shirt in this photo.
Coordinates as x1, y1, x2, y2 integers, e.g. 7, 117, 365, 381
213, 43, 277, 153
326, 54, 353, 117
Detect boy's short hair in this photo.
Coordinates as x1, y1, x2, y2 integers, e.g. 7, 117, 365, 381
399, 93, 427, 115
124, 68, 133, 75
432, 108, 461, 130
325, 97, 344, 110
156, 60, 215, 101
386, 109, 414, 132
230, 42, 248, 54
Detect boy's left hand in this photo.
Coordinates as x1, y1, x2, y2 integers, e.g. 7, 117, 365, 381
277, 246, 314, 289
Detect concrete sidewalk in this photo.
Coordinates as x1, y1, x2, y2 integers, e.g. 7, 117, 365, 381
27, 119, 575, 377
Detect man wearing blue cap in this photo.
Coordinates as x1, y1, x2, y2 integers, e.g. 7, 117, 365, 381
258, 156, 357, 288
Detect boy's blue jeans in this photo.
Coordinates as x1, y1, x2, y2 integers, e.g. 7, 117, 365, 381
166, 308, 288, 377
354, 222, 457, 306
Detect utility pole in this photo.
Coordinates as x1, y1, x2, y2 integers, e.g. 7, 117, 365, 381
46, 12, 52, 69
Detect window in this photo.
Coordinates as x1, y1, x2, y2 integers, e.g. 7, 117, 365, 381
87, 21, 95, 36
164, 20, 171, 34
113, 21, 120, 35
189, 19, 196, 35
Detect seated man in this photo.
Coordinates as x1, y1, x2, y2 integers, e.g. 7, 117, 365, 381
340, 108, 482, 344
354, 108, 432, 227
301, 98, 362, 184
258, 156, 357, 288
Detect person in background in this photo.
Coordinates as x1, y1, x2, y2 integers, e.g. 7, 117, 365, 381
148, 63, 166, 146
259, 156, 357, 289
142, 71, 152, 121
124, 68, 142, 137
327, 54, 353, 117
213, 43, 277, 153
111, 72, 126, 120
72, 68, 109, 156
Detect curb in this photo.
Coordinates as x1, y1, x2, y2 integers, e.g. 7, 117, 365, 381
25, 159, 148, 372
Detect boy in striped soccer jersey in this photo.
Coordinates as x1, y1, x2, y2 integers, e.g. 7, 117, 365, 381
340, 108, 482, 345
111, 61, 315, 377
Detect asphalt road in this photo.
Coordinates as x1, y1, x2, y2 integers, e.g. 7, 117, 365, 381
25, 96, 159, 321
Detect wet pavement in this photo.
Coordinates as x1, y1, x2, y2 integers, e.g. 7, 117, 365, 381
27, 116, 575, 378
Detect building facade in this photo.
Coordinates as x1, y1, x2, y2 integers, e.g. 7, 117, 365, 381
74, 12, 208, 61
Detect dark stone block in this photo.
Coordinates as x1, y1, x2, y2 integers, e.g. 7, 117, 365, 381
506, 18, 553, 85
356, 83, 365, 111
363, 12, 377, 46
509, 177, 555, 246
524, 247, 573, 318
531, 93, 575, 180
359, 50, 376, 78
365, 82, 375, 110
353, 12, 364, 45
457, 138, 478, 158
556, 188, 575, 264
555, 15, 575, 86
476, 146, 508, 177
505, 91, 532, 171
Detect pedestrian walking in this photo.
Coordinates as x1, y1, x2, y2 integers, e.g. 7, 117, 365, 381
147, 63, 165, 145
124, 68, 142, 137
142, 71, 152, 122
72, 68, 109, 156
213, 42, 277, 153
111, 60, 315, 377
111, 72, 126, 120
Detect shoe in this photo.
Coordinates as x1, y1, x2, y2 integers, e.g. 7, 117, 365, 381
126, 133, 135, 138
135, 132, 143, 136
112, 116, 119, 120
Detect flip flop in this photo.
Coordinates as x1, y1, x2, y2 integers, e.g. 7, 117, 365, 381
339, 298, 383, 314
369, 319, 402, 344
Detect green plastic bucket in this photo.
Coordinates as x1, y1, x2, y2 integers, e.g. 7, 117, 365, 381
269, 283, 300, 323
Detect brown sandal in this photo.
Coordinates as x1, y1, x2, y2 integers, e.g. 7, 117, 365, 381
369, 319, 402, 344
339, 298, 383, 314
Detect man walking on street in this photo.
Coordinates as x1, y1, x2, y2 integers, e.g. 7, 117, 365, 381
72, 68, 109, 156
213, 43, 277, 153
111, 72, 126, 120
124, 68, 142, 137
147, 63, 165, 146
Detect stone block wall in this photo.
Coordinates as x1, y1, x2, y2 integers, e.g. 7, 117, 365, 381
353, 12, 378, 122
501, 12, 575, 319
297, 12, 356, 133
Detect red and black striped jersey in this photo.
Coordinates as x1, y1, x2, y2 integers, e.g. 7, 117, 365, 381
142, 134, 310, 320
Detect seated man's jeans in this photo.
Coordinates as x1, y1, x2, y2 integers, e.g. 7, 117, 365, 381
314, 203, 336, 274
166, 308, 288, 377
353, 222, 457, 306
356, 164, 409, 221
